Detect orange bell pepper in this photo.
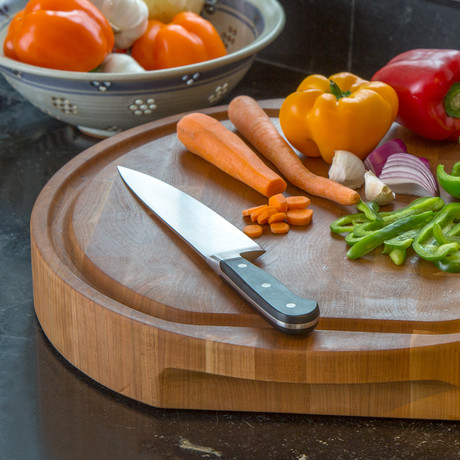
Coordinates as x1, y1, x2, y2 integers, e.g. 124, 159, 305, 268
279, 72, 399, 164
131, 11, 227, 70
3, 0, 114, 72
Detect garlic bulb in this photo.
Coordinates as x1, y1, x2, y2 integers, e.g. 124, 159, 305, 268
91, 0, 149, 49
141, 0, 205, 22
364, 171, 395, 205
328, 150, 365, 189
99, 53, 146, 73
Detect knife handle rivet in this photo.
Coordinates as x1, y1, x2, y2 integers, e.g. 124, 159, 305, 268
286, 303, 296, 309
237, 263, 247, 268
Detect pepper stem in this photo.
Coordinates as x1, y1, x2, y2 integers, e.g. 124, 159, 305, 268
444, 82, 460, 118
329, 80, 351, 100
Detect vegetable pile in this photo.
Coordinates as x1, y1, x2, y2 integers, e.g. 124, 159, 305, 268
242, 194, 313, 237
331, 198, 460, 272
173, 47, 460, 275
175, 89, 458, 258
3, 0, 226, 72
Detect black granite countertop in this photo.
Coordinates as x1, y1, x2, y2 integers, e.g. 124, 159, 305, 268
1, 59, 459, 460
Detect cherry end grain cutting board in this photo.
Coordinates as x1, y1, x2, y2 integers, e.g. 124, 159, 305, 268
31, 100, 460, 420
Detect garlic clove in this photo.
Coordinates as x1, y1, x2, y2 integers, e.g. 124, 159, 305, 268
99, 53, 146, 73
364, 170, 395, 205
91, 0, 149, 49
328, 150, 365, 189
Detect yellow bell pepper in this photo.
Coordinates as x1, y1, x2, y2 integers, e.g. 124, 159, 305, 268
279, 72, 399, 164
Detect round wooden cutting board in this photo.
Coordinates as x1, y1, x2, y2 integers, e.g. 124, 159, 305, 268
31, 100, 460, 419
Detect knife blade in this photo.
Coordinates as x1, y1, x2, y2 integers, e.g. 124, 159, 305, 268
117, 166, 319, 335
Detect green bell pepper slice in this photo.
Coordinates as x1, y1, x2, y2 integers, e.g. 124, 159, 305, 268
437, 161, 460, 199
356, 200, 382, 221
347, 211, 435, 260
330, 197, 444, 236
434, 251, 460, 273
351, 197, 444, 238
387, 248, 407, 266
381, 227, 423, 265
412, 202, 460, 261
432, 220, 460, 272
377, 197, 444, 223
330, 213, 368, 234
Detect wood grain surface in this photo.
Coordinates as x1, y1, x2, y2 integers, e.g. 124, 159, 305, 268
31, 100, 460, 419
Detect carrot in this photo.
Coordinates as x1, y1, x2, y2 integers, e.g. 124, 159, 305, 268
256, 207, 277, 224
267, 212, 287, 224
286, 208, 313, 226
270, 221, 290, 234
243, 224, 263, 238
228, 96, 360, 206
286, 195, 310, 209
247, 204, 271, 222
242, 204, 266, 217
177, 112, 287, 198
268, 193, 288, 212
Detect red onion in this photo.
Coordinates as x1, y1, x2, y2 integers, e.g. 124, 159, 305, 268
379, 153, 438, 197
364, 138, 408, 176
382, 154, 438, 193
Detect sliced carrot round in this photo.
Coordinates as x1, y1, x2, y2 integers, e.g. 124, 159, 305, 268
286, 208, 313, 226
243, 224, 263, 238
286, 195, 311, 209
267, 212, 287, 224
270, 221, 290, 234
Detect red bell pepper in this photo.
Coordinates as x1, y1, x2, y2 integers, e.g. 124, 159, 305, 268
371, 49, 460, 141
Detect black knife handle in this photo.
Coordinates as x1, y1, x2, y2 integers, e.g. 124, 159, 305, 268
219, 256, 319, 335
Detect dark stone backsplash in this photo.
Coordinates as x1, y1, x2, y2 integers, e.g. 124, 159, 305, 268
259, 0, 460, 80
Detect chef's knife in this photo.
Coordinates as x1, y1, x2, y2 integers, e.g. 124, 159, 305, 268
117, 166, 319, 335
